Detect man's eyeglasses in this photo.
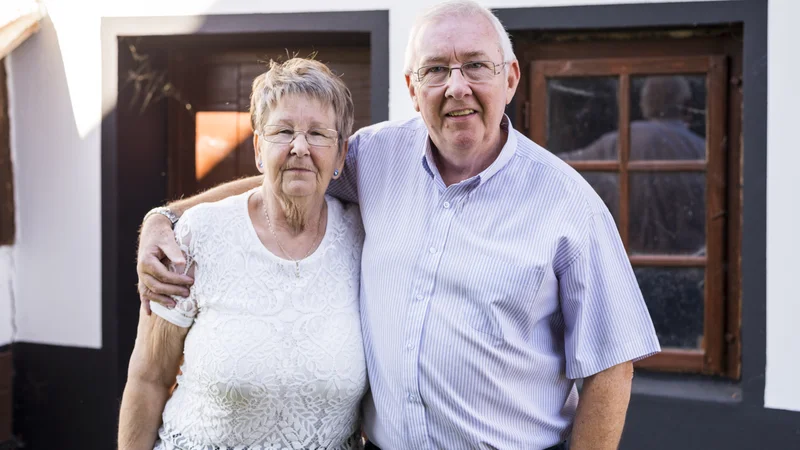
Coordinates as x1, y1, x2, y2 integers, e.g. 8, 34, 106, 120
413, 61, 507, 87
257, 125, 339, 147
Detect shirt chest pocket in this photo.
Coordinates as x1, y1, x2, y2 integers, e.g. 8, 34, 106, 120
460, 258, 548, 345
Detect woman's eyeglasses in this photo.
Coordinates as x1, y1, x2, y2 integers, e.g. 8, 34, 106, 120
257, 125, 339, 147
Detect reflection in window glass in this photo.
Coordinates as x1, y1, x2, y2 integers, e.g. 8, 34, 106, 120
547, 77, 618, 159
629, 75, 707, 161
629, 172, 706, 255
579, 172, 619, 223
635, 267, 704, 349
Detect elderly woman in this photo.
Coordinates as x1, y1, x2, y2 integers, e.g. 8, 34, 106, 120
118, 58, 366, 450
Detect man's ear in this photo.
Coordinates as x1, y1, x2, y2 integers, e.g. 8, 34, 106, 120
406, 74, 421, 112
505, 60, 521, 104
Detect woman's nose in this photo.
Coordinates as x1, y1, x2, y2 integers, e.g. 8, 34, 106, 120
290, 133, 311, 156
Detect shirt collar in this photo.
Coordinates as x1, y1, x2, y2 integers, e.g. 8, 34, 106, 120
421, 114, 518, 188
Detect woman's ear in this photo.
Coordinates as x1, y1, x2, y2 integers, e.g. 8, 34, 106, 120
333, 139, 348, 179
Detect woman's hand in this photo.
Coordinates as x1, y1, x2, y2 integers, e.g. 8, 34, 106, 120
137, 215, 193, 313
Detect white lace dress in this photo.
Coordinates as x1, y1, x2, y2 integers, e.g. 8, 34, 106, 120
149, 190, 367, 450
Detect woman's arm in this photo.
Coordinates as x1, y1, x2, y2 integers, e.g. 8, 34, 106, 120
118, 304, 189, 450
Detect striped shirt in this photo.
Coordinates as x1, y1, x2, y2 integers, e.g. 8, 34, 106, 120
330, 116, 660, 450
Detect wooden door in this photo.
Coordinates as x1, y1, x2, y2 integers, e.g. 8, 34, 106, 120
168, 46, 371, 198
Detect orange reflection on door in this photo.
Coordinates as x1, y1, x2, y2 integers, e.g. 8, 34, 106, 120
195, 111, 253, 180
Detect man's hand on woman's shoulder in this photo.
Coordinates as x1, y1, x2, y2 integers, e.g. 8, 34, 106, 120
137, 214, 193, 314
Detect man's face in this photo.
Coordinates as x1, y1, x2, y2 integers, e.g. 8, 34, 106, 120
406, 14, 520, 157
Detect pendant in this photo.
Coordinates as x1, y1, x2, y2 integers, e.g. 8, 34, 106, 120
295, 262, 300, 278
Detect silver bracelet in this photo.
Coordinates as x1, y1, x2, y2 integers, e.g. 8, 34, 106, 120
143, 206, 179, 228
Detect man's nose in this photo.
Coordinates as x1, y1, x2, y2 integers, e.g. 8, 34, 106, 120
445, 68, 472, 99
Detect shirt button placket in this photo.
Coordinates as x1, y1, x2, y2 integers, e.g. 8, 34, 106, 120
403, 287, 427, 447
404, 191, 460, 450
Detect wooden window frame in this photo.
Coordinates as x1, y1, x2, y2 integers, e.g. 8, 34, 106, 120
528, 54, 736, 376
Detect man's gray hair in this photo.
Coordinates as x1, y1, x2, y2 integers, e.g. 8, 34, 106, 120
403, 0, 516, 75
250, 58, 355, 152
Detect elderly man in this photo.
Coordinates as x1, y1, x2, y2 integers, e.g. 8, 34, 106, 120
137, 1, 660, 449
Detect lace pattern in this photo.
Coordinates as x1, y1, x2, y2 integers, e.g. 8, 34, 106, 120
151, 190, 367, 450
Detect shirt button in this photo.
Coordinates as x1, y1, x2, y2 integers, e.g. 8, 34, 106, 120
406, 341, 414, 350
429, 247, 436, 254
415, 294, 423, 301
443, 201, 451, 209
408, 394, 415, 402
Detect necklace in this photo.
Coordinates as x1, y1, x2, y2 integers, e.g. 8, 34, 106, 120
262, 201, 325, 278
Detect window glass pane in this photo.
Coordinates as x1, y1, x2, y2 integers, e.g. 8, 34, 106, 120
629, 75, 707, 160
579, 172, 619, 223
635, 267, 704, 349
629, 172, 705, 255
195, 111, 252, 190
547, 77, 618, 160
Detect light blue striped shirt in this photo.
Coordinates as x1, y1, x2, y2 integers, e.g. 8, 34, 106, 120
331, 116, 660, 450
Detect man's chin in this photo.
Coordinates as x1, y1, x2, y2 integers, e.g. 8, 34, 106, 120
443, 133, 479, 153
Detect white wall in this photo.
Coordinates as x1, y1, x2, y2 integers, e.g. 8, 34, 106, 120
7, 5, 102, 348
5, 0, 798, 411
765, 0, 800, 414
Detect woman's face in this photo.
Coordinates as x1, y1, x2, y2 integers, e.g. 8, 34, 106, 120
254, 94, 346, 200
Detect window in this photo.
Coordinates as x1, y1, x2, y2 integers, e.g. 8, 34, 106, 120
0, 59, 13, 246
515, 30, 742, 377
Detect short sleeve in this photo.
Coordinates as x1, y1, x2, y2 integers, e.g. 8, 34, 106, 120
326, 131, 362, 203
559, 209, 661, 379
150, 212, 198, 328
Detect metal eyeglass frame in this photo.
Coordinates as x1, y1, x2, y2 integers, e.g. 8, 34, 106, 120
412, 60, 508, 87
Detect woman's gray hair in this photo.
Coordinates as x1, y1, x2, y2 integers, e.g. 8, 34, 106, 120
403, 0, 516, 76
250, 58, 355, 152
